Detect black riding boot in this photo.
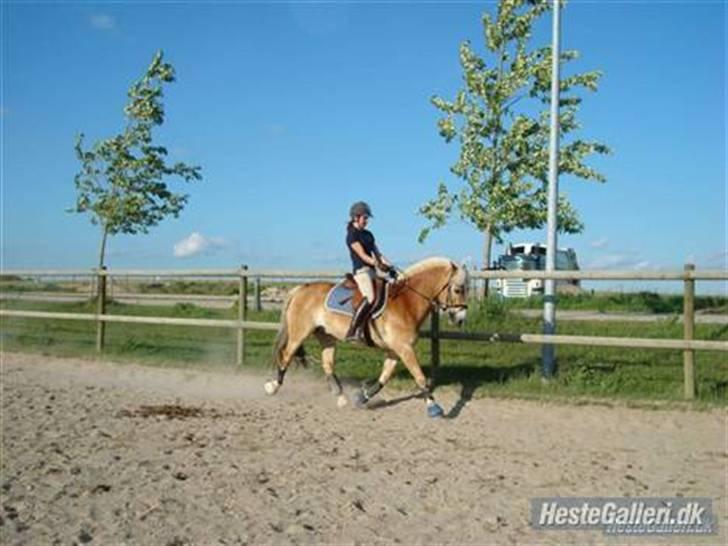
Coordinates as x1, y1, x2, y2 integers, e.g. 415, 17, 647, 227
345, 299, 374, 342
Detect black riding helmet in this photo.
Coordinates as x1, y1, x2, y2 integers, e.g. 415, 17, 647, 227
349, 201, 373, 219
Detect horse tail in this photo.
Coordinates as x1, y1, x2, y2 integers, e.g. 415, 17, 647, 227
272, 285, 308, 368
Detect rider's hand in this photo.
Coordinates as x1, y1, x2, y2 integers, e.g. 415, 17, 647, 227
385, 266, 399, 280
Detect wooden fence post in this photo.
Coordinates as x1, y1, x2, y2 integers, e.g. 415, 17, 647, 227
237, 265, 248, 366
95, 267, 107, 353
254, 277, 262, 312
430, 308, 440, 383
683, 263, 696, 400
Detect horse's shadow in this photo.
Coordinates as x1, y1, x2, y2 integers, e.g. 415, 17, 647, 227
435, 361, 536, 419
355, 360, 537, 418
366, 392, 421, 410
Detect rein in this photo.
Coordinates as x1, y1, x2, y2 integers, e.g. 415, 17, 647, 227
397, 266, 467, 312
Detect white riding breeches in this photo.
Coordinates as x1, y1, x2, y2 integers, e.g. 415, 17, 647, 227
354, 267, 375, 303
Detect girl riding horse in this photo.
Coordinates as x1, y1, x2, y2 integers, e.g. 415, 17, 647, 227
264, 242, 469, 418
344, 201, 396, 342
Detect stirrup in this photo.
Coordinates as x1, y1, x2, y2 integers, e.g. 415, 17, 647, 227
345, 318, 367, 342
344, 318, 360, 341
345, 329, 364, 343
344, 320, 362, 342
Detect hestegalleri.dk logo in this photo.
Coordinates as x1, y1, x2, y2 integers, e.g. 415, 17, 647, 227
531, 497, 716, 535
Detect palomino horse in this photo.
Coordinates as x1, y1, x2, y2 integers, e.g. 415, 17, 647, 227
264, 257, 468, 417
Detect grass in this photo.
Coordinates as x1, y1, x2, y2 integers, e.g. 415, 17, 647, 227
1, 297, 726, 406
0, 281, 70, 293
134, 280, 240, 296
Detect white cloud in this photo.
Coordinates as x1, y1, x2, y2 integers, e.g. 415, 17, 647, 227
89, 14, 116, 31
589, 237, 609, 249
173, 232, 227, 258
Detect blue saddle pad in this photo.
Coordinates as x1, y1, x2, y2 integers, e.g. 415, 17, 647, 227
325, 280, 388, 318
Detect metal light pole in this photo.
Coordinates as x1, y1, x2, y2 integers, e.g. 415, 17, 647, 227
542, 0, 562, 378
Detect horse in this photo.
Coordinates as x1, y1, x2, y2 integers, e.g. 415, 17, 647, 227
263, 257, 469, 417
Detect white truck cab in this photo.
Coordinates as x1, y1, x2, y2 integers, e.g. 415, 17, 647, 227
494, 242, 580, 298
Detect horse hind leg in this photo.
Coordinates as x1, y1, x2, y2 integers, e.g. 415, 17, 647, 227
265, 344, 309, 396
264, 367, 286, 395
265, 299, 314, 396
354, 353, 397, 408
315, 330, 348, 408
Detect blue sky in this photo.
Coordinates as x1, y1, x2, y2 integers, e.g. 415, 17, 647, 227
1, 1, 725, 293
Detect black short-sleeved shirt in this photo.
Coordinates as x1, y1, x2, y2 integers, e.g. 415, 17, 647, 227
346, 227, 379, 272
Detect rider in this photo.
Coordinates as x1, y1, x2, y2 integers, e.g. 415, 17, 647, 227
345, 201, 395, 342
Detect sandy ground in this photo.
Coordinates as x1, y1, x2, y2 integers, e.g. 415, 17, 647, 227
0, 351, 725, 546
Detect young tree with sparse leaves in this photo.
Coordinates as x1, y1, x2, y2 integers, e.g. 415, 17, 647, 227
70, 51, 202, 268
419, 0, 609, 291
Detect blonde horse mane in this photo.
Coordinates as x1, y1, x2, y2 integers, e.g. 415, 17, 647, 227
403, 257, 453, 277
403, 256, 468, 291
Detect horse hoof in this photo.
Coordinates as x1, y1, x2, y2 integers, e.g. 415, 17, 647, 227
427, 402, 444, 418
353, 390, 369, 408
336, 394, 349, 408
264, 380, 280, 396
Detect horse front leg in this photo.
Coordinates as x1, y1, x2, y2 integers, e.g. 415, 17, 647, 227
354, 354, 398, 408
394, 343, 444, 418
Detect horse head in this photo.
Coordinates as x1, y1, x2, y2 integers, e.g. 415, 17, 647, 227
435, 260, 469, 327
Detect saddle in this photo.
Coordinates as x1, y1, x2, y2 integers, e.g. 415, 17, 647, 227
341, 274, 388, 316
324, 274, 394, 346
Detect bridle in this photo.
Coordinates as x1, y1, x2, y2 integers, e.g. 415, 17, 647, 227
397, 265, 468, 313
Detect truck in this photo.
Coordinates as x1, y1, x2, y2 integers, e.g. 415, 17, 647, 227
493, 242, 580, 298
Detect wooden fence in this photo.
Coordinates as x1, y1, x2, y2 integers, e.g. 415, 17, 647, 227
1, 265, 726, 400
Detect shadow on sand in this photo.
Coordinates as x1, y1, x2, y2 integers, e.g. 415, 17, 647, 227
432, 360, 537, 419
359, 359, 538, 419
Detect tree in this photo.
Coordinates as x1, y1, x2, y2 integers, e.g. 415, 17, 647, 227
418, 0, 609, 289
70, 51, 202, 268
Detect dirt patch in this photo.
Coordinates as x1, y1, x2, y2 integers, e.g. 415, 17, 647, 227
116, 404, 233, 420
